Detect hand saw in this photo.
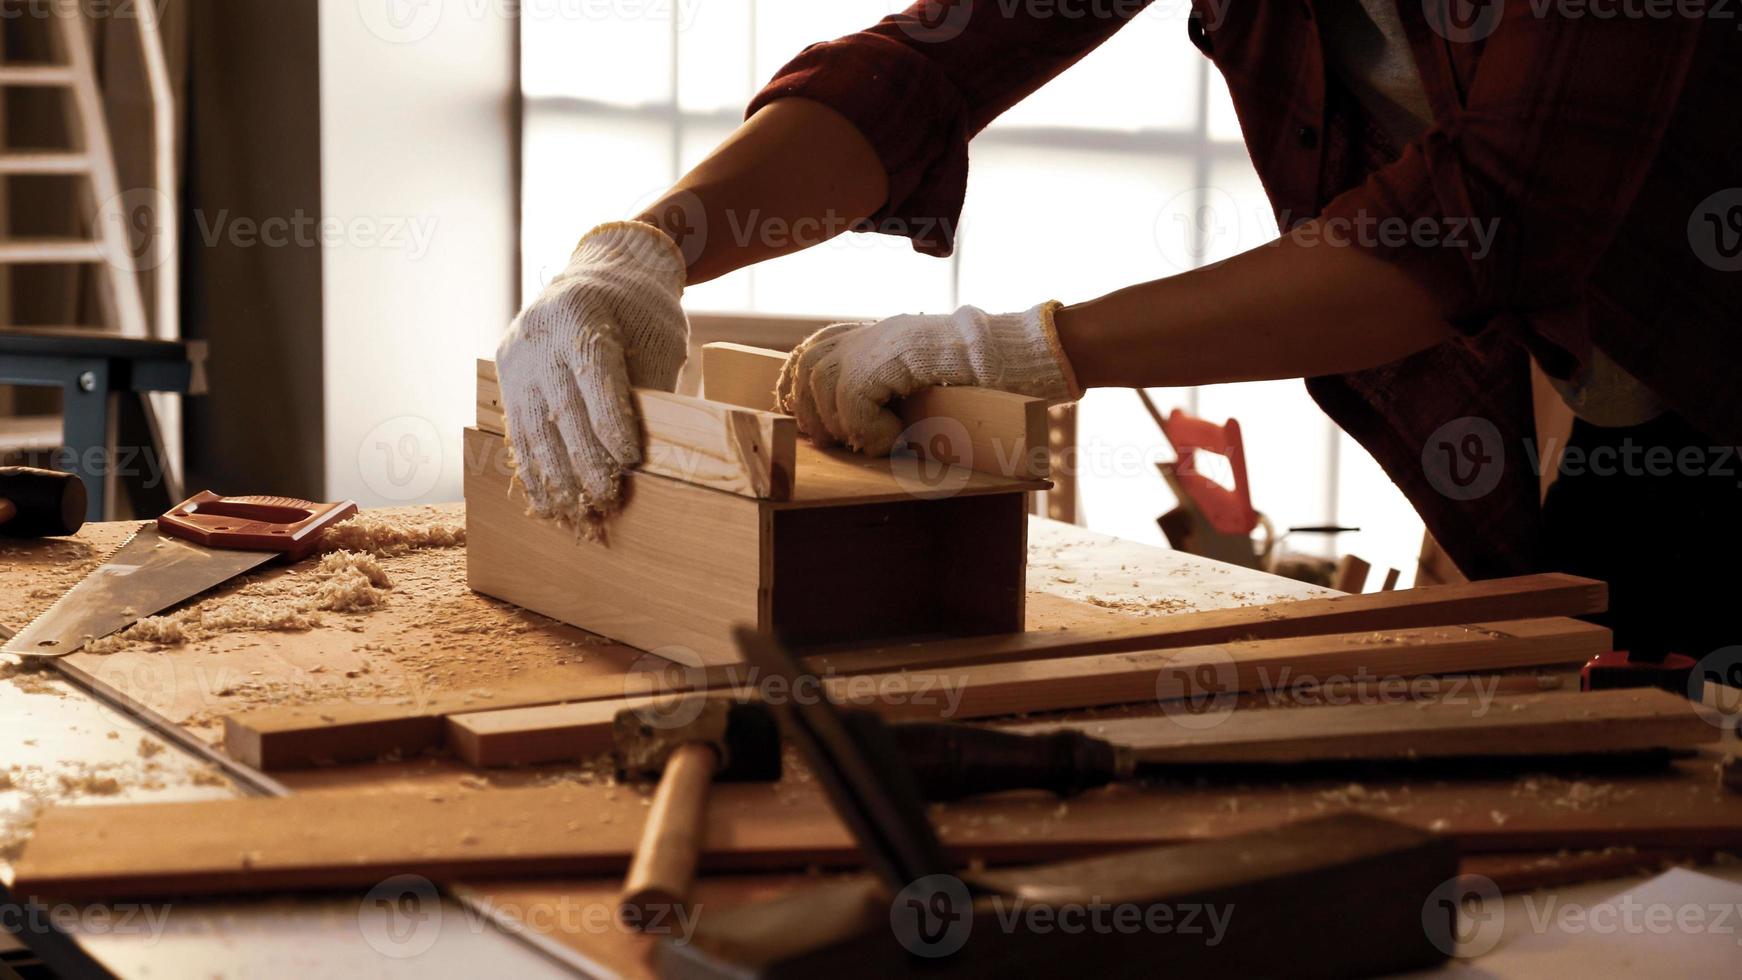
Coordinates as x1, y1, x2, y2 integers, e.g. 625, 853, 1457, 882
2, 491, 357, 660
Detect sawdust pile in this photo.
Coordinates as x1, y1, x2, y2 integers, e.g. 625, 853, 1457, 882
78, 512, 466, 655
84, 550, 390, 653
319, 512, 465, 557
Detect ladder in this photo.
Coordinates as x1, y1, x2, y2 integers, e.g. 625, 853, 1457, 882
0, 0, 183, 515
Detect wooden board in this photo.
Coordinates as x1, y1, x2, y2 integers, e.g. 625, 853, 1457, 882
702, 342, 1051, 481
477, 360, 795, 500
1008, 688, 1718, 764
465, 426, 766, 668
809, 573, 1609, 675
19, 752, 1742, 898
446, 618, 1613, 767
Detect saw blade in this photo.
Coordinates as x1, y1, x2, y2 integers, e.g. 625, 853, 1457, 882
2, 524, 275, 659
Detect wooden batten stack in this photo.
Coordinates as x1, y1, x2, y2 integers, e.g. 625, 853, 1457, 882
466, 343, 1053, 666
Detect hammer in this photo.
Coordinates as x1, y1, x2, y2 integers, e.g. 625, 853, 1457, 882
0, 467, 86, 538
613, 699, 781, 925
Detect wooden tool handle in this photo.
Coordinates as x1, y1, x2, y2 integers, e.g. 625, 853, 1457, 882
0, 466, 85, 538
619, 742, 717, 927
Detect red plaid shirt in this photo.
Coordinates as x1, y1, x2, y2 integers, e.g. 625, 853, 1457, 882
748, 1, 1742, 578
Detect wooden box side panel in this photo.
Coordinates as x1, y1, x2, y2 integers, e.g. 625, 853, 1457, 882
463, 427, 765, 666
768, 491, 1027, 646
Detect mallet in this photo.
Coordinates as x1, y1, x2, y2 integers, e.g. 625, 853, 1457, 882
612, 699, 781, 926
0, 467, 86, 538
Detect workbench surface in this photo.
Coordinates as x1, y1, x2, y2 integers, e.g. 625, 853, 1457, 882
2, 506, 1734, 978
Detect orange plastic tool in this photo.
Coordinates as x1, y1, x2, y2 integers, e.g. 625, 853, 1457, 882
158, 492, 358, 561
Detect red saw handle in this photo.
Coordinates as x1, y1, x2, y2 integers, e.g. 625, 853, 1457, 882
158, 492, 358, 561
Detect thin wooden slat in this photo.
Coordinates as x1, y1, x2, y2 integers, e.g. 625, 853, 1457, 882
476, 360, 795, 501
445, 618, 1611, 767
808, 573, 1609, 675
1008, 688, 1717, 764
0, 152, 91, 175
702, 342, 1051, 481
0, 64, 77, 85
0, 237, 104, 263
17, 746, 1742, 898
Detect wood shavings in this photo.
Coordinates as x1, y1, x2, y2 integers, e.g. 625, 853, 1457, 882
319, 512, 466, 557
83, 550, 395, 654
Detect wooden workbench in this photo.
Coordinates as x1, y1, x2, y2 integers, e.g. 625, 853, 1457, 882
2, 506, 1735, 978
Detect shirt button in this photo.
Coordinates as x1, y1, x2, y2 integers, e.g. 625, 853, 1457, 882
1297, 125, 1319, 149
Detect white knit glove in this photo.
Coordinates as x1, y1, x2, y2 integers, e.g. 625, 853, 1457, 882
495, 221, 689, 525
775, 302, 1080, 455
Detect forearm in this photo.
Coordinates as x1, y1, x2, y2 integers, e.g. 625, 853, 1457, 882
635, 98, 888, 286
1054, 224, 1454, 389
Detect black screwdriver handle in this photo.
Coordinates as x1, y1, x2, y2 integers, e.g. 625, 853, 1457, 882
885, 720, 1124, 801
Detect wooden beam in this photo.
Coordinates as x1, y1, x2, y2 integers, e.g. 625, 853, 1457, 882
808, 573, 1609, 675
477, 359, 796, 500
445, 618, 1611, 767
1007, 688, 1717, 764
18, 746, 1742, 898
702, 343, 1051, 481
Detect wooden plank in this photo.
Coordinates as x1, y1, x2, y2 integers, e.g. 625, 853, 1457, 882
476, 360, 795, 501
19, 752, 1742, 898
808, 573, 1610, 675
445, 618, 1611, 767
464, 426, 764, 667
1008, 688, 1718, 764
702, 342, 1051, 480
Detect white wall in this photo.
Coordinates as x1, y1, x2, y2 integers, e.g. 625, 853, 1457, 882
319, 0, 516, 506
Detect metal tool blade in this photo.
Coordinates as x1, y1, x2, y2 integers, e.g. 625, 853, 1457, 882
2, 524, 275, 659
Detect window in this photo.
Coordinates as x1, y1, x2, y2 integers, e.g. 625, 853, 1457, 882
520, 2, 1425, 585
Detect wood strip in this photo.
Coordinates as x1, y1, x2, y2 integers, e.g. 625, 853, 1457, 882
476, 360, 796, 501
808, 573, 1609, 675
1007, 688, 1717, 764
702, 342, 1051, 480
19, 750, 1742, 898
445, 618, 1612, 767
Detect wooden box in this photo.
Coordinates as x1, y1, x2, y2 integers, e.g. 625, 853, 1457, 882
465, 343, 1051, 666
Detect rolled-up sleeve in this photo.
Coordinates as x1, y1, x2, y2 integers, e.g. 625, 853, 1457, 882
747, 1, 1149, 256
1321, 12, 1704, 331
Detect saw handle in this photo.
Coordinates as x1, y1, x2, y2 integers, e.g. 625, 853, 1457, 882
158, 491, 358, 561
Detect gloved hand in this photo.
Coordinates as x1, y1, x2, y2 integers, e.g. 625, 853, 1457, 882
495, 221, 689, 528
775, 302, 1080, 455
